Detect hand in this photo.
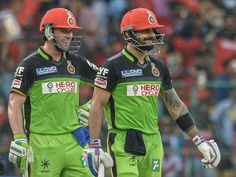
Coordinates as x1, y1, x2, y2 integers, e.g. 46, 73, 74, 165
78, 100, 92, 127
83, 139, 113, 176
9, 134, 34, 175
193, 135, 221, 168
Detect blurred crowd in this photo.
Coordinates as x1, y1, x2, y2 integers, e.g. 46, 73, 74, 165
0, 0, 236, 176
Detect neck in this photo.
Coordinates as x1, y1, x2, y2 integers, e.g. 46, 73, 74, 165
42, 42, 63, 62
127, 44, 147, 64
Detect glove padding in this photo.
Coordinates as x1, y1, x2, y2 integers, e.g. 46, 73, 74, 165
193, 135, 221, 168
83, 139, 113, 177
199, 140, 221, 168
78, 100, 92, 127
9, 134, 34, 175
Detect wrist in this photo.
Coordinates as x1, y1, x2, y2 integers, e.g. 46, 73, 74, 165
192, 135, 205, 146
89, 139, 101, 148
13, 133, 27, 140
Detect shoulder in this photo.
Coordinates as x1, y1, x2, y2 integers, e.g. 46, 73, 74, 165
18, 51, 40, 68
149, 56, 166, 68
69, 52, 98, 67
102, 52, 123, 67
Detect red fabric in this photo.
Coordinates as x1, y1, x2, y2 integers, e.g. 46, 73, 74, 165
173, 36, 202, 67
133, 0, 155, 12
8, 41, 21, 62
214, 37, 236, 74
11, 0, 40, 28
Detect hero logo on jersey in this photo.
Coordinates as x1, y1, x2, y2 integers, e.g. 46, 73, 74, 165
36, 66, 58, 76
121, 69, 143, 78
127, 84, 160, 96
42, 81, 77, 94
11, 79, 22, 89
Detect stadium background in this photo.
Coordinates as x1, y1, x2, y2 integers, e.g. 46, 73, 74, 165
0, 0, 235, 176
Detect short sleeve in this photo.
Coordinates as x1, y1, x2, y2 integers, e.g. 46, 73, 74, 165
95, 60, 116, 92
77, 56, 98, 86
11, 59, 34, 96
162, 63, 173, 90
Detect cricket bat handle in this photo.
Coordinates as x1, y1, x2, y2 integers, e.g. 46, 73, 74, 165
98, 163, 105, 177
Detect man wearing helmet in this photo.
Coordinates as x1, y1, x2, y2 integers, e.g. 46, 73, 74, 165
83, 8, 221, 177
8, 8, 100, 177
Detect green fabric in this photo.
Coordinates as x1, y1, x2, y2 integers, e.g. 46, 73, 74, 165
105, 81, 161, 134
28, 78, 81, 134
80, 99, 92, 111
29, 133, 92, 177
37, 48, 49, 60
108, 131, 163, 177
14, 133, 27, 140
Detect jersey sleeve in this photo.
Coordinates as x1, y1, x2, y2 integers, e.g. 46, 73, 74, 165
162, 63, 173, 90
79, 56, 98, 87
11, 59, 34, 96
95, 60, 116, 92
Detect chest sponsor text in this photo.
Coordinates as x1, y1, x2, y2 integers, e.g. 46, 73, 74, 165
127, 84, 160, 96
42, 81, 77, 94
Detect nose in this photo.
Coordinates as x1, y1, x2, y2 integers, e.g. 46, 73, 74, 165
147, 29, 155, 35
66, 31, 73, 40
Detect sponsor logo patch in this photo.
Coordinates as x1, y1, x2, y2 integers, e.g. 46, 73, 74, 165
86, 60, 99, 71
11, 79, 22, 89
151, 159, 160, 172
127, 84, 160, 96
42, 81, 77, 94
41, 159, 50, 173
14, 67, 25, 77
121, 69, 143, 78
97, 67, 109, 77
36, 66, 58, 76
95, 77, 107, 89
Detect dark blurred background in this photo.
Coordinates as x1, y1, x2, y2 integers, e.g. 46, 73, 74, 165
0, 0, 236, 176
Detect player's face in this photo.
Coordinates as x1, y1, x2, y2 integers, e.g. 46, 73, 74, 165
135, 29, 157, 45
53, 28, 74, 51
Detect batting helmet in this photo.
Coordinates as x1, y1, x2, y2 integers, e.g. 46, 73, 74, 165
120, 8, 164, 53
40, 8, 81, 32
120, 8, 164, 33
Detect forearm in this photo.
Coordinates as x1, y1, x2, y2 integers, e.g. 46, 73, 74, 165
161, 88, 188, 120
161, 88, 199, 137
89, 103, 104, 139
8, 102, 24, 134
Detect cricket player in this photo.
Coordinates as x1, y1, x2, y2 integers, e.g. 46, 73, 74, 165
8, 8, 98, 177
83, 7, 221, 177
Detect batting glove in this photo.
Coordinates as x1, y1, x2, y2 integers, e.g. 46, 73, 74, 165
9, 134, 34, 175
83, 139, 113, 177
78, 100, 92, 127
193, 135, 221, 168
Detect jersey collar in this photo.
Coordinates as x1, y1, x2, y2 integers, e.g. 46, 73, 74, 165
37, 47, 52, 61
122, 48, 150, 64
37, 47, 69, 61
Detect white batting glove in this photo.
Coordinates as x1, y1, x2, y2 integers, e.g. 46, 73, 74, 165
9, 134, 34, 175
83, 139, 113, 176
78, 100, 92, 127
193, 135, 221, 168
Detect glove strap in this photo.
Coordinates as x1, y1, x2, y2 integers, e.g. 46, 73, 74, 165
192, 135, 205, 146
14, 133, 27, 140
90, 139, 101, 148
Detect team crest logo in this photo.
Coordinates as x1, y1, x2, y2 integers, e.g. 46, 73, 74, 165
67, 60, 75, 74
66, 10, 75, 26
151, 63, 159, 77
147, 10, 156, 25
